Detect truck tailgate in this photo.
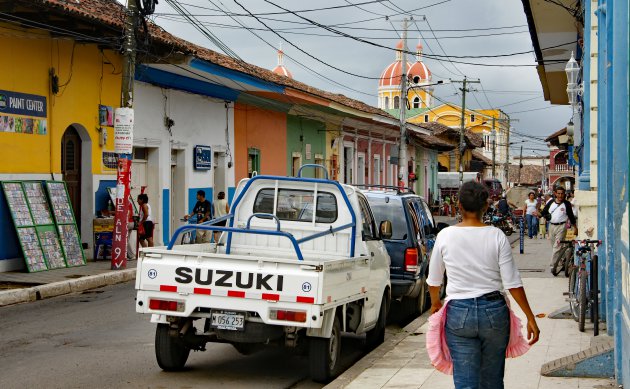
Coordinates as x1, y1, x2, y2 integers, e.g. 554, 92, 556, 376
135, 250, 371, 324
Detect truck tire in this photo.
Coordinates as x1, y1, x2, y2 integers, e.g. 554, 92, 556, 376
309, 316, 341, 383
155, 323, 191, 371
366, 294, 387, 350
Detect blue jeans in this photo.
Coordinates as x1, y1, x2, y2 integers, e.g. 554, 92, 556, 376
526, 214, 537, 238
445, 297, 510, 389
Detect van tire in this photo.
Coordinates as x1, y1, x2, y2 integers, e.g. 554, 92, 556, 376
155, 323, 191, 371
309, 316, 341, 383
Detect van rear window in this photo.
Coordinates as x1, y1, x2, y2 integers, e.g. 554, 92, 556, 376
253, 188, 338, 223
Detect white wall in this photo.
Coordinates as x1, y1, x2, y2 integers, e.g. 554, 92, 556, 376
133, 82, 235, 245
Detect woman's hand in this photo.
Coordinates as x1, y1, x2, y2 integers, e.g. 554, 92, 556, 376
430, 301, 443, 314
527, 318, 540, 345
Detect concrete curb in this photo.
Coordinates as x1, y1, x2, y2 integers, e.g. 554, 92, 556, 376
324, 311, 431, 389
0, 269, 136, 307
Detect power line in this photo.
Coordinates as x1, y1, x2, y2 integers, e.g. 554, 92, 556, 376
496, 96, 543, 108
506, 105, 567, 115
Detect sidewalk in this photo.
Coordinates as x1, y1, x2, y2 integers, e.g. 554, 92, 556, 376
326, 237, 616, 389
0, 260, 136, 307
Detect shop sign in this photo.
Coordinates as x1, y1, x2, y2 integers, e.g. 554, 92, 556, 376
194, 145, 212, 170
114, 108, 134, 155
0, 89, 47, 134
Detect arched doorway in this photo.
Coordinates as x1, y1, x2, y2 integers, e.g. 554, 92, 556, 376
62, 126, 81, 229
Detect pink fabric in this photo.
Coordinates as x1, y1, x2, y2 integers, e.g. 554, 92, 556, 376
425, 299, 531, 375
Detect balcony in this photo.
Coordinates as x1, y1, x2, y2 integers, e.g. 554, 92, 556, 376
549, 163, 572, 172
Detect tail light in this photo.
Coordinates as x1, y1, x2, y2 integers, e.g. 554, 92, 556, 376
149, 298, 185, 312
270, 309, 307, 322
405, 248, 419, 272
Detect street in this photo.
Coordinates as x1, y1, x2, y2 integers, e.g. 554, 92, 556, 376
0, 282, 409, 389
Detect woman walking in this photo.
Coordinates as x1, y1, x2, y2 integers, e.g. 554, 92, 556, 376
523, 191, 539, 238
137, 194, 154, 248
427, 181, 540, 389
213, 191, 230, 243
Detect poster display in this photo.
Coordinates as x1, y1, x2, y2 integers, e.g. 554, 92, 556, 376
46, 181, 76, 224
37, 225, 66, 269
45, 181, 86, 267
58, 224, 84, 267
17, 227, 47, 272
23, 181, 53, 225
2, 181, 48, 272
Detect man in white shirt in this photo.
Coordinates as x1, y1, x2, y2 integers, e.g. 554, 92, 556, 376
540, 186, 577, 269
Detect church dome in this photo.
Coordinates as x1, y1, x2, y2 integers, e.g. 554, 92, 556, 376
378, 40, 431, 88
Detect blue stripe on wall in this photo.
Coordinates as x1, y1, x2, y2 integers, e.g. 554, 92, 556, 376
162, 188, 170, 244
227, 187, 236, 207
0, 188, 19, 260
188, 188, 213, 216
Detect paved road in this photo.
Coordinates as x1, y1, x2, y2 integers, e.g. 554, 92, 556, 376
0, 282, 410, 389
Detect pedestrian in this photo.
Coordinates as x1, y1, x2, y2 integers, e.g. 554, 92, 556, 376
540, 186, 577, 270
213, 191, 230, 243
184, 190, 212, 243
427, 181, 540, 389
137, 194, 154, 248
523, 192, 539, 239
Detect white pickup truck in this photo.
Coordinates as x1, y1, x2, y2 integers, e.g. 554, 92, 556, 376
135, 167, 392, 382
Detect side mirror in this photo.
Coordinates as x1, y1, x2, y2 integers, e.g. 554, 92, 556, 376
379, 220, 393, 240
436, 222, 449, 234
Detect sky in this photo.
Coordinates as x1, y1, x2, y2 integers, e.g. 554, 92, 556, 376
139, 0, 571, 158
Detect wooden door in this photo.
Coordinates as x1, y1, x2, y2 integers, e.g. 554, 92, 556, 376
61, 127, 81, 228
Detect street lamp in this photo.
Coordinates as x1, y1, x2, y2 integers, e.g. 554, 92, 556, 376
565, 51, 580, 107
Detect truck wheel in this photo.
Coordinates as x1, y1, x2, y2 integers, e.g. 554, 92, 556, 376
155, 323, 191, 371
365, 295, 387, 350
309, 316, 341, 383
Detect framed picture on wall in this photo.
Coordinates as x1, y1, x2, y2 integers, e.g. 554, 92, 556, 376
194, 145, 212, 170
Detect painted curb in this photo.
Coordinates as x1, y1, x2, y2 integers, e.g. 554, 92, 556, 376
0, 269, 136, 307
324, 310, 431, 389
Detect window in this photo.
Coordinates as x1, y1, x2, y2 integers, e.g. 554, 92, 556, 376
424, 114, 429, 123
253, 188, 338, 223
384, 96, 390, 109
358, 195, 376, 240
133, 147, 147, 160
248, 148, 261, 178
470, 114, 476, 122
393, 96, 400, 109
367, 196, 407, 240
413, 97, 420, 109
373, 156, 381, 184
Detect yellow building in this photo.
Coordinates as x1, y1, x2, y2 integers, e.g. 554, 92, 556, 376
0, 19, 122, 268
407, 104, 509, 183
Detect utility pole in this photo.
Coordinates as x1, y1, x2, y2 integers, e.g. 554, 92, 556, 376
112, 0, 139, 270
517, 145, 523, 186
491, 117, 496, 178
450, 77, 480, 186
397, 18, 409, 188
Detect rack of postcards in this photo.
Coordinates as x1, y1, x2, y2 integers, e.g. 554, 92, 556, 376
45, 181, 86, 267
2, 181, 49, 272
22, 181, 67, 269
1, 180, 86, 272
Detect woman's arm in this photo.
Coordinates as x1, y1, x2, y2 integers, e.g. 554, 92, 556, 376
508, 287, 540, 345
429, 286, 442, 313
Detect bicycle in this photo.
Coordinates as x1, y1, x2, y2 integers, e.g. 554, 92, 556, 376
180, 215, 198, 244
552, 240, 574, 277
566, 239, 602, 332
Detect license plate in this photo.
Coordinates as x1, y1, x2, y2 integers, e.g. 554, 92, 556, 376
211, 311, 245, 331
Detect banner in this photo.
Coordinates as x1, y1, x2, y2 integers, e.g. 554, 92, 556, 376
0, 90, 47, 135
114, 108, 134, 155
111, 158, 132, 269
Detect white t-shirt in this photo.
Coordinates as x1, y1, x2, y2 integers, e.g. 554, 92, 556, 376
525, 199, 538, 215
427, 226, 523, 300
546, 199, 570, 224
139, 204, 152, 222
